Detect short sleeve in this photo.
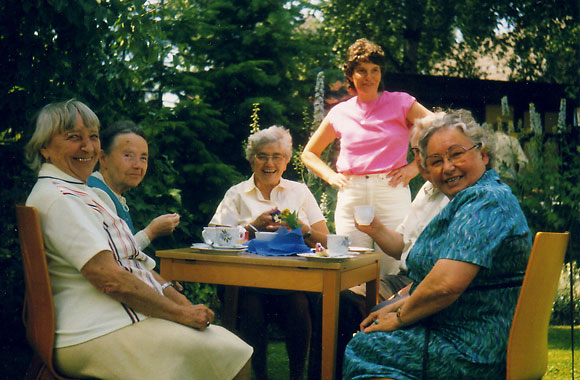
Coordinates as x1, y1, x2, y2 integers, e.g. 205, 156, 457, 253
437, 190, 512, 268
209, 187, 242, 227
43, 195, 112, 270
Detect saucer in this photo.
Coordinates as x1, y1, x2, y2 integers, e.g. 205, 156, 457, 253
211, 243, 247, 249
297, 252, 356, 262
191, 243, 247, 254
348, 246, 375, 253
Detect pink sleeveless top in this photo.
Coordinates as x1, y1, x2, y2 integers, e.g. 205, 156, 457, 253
328, 91, 415, 175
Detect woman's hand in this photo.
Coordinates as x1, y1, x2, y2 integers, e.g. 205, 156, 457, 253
387, 161, 419, 187
360, 259, 481, 334
326, 172, 350, 188
355, 217, 404, 258
145, 213, 180, 240
180, 304, 215, 331
252, 208, 281, 231
82, 250, 215, 330
360, 302, 401, 333
354, 217, 383, 239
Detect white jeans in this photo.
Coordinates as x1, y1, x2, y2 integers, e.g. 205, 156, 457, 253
335, 173, 411, 278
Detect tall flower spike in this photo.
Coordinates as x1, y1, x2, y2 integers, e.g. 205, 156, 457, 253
250, 103, 261, 134
557, 98, 566, 134
313, 71, 325, 126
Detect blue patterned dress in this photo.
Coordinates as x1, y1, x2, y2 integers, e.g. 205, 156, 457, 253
343, 170, 531, 380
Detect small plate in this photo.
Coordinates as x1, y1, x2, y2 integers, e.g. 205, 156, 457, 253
297, 252, 356, 262
211, 243, 247, 249
191, 243, 247, 253
349, 246, 375, 253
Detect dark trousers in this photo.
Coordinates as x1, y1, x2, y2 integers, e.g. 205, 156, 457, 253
306, 274, 412, 380
306, 290, 366, 380
237, 288, 312, 380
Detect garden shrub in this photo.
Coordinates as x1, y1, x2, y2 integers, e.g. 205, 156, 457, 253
551, 262, 580, 325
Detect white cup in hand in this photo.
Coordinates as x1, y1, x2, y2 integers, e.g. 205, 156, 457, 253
354, 205, 375, 226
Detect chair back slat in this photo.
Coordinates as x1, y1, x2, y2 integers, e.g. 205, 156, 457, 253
17, 205, 82, 380
506, 231, 570, 380
16, 205, 56, 368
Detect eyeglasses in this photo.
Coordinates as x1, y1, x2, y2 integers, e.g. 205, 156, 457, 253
424, 143, 482, 169
255, 153, 286, 164
409, 147, 420, 159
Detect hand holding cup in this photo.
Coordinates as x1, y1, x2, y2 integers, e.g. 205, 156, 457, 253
354, 205, 375, 226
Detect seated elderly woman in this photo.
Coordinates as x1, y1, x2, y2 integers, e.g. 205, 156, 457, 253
87, 120, 180, 251
210, 125, 330, 380
343, 109, 532, 380
25, 99, 252, 380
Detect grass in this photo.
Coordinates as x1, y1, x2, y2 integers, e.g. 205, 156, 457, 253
259, 326, 579, 380
544, 326, 580, 379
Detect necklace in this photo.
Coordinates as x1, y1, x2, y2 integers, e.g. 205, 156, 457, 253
358, 94, 381, 125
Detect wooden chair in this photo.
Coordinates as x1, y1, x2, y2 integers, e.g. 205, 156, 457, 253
16, 205, 79, 380
506, 231, 570, 380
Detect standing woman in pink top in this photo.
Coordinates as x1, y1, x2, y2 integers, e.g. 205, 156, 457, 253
302, 38, 432, 287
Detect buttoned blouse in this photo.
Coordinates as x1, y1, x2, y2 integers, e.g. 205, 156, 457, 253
26, 164, 162, 348
210, 175, 325, 228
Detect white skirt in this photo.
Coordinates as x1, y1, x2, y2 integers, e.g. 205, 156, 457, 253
54, 317, 252, 380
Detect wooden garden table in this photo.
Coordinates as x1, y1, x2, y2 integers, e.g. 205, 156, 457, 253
157, 247, 381, 380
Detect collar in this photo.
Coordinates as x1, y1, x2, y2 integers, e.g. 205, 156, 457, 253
477, 169, 500, 185
422, 181, 442, 198
38, 163, 86, 185
241, 174, 290, 194
91, 171, 125, 199
89, 171, 129, 211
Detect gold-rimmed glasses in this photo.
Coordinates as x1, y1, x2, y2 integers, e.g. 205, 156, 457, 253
409, 147, 420, 159
255, 153, 285, 164
424, 143, 482, 169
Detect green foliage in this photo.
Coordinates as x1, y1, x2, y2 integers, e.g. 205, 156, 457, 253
551, 263, 580, 325
319, 0, 469, 74
498, 0, 580, 88
319, 0, 580, 88
175, 0, 317, 171
0, 142, 37, 377
510, 124, 580, 262
500, 100, 580, 323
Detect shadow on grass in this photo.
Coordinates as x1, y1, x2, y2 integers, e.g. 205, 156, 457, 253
548, 325, 580, 350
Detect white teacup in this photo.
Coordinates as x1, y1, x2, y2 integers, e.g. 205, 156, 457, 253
256, 231, 278, 241
326, 234, 351, 256
354, 205, 375, 226
202, 227, 218, 245
215, 227, 246, 246
203, 226, 245, 247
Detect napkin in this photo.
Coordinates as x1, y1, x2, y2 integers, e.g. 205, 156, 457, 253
246, 227, 310, 256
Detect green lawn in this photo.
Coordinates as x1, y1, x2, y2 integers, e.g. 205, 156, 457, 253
544, 326, 580, 380
259, 326, 579, 380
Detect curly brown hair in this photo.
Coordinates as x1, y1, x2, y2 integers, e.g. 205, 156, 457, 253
342, 38, 386, 93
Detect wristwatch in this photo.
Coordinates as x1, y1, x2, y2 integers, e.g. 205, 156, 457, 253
161, 282, 174, 292
303, 226, 312, 239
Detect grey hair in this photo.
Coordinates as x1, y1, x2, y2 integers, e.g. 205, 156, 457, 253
245, 125, 293, 164
410, 111, 446, 147
418, 109, 495, 169
25, 99, 100, 172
